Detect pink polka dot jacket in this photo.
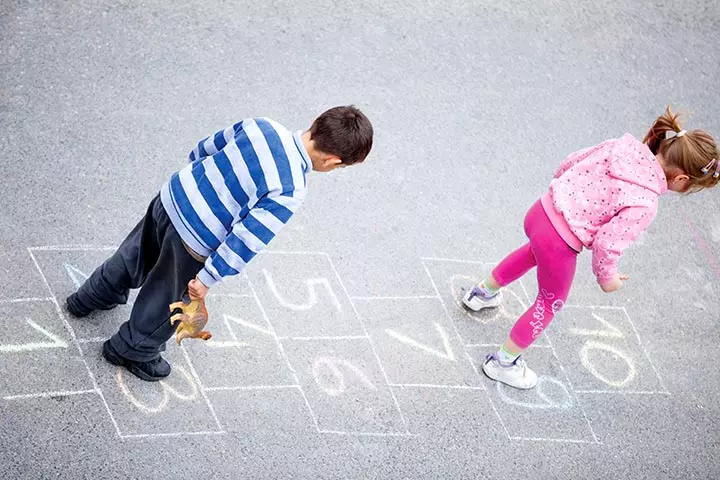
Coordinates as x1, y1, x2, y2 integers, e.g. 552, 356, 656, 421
541, 133, 668, 286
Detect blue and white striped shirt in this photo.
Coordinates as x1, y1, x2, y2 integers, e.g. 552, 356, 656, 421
160, 118, 310, 288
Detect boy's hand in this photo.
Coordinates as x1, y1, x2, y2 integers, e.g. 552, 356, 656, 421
600, 274, 629, 293
188, 278, 209, 300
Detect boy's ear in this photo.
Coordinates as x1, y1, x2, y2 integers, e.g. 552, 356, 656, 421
323, 156, 343, 168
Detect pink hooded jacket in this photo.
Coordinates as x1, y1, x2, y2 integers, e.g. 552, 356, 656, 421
541, 133, 668, 286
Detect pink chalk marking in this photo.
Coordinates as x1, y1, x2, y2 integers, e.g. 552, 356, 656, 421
684, 212, 720, 280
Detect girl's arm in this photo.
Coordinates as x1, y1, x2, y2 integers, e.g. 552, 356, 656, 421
591, 203, 658, 289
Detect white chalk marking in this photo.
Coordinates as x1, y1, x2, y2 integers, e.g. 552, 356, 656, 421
63, 263, 89, 289
569, 312, 624, 338
420, 256, 498, 265
179, 345, 224, 430
464, 343, 551, 349
0, 318, 68, 352
3, 389, 97, 400
517, 280, 600, 443
78, 337, 110, 344
244, 272, 299, 381
350, 295, 440, 300
566, 308, 646, 391
312, 357, 377, 396
28, 245, 117, 251
204, 385, 300, 392
622, 307, 670, 395
509, 436, 601, 445
277, 335, 369, 341
579, 340, 637, 387
262, 269, 343, 312
120, 430, 226, 440
574, 389, 670, 395
244, 271, 318, 430
327, 255, 409, 432
388, 383, 484, 390
384, 322, 456, 362
27, 248, 123, 438
116, 365, 198, 414
421, 260, 514, 439
496, 376, 574, 410
0, 297, 54, 304
319, 430, 418, 438
223, 314, 273, 337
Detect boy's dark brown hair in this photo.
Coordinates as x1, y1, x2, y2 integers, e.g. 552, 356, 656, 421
310, 105, 373, 165
644, 106, 719, 192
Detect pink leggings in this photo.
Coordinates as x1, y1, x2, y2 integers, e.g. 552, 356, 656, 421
492, 200, 579, 349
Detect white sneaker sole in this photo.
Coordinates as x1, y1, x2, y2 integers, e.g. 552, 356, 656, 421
482, 357, 538, 390
462, 289, 503, 312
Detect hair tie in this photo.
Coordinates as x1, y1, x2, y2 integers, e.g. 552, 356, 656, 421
701, 158, 719, 178
665, 129, 687, 140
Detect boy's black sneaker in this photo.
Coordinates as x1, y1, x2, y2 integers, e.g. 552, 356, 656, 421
102, 340, 171, 382
65, 293, 93, 318
65, 293, 118, 318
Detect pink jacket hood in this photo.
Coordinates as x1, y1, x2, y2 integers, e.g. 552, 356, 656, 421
607, 135, 667, 195
543, 133, 668, 285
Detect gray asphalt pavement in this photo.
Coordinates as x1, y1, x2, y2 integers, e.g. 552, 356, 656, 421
1, 1, 719, 478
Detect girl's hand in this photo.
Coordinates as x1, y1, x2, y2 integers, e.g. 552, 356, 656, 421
188, 277, 209, 300
600, 274, 629, 293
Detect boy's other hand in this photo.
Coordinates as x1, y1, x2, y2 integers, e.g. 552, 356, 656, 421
188, 278, 209, 300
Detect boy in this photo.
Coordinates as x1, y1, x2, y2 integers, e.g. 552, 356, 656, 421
66, 105, 373, 381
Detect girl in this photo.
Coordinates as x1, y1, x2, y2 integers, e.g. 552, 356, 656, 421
463, 107, 719, 389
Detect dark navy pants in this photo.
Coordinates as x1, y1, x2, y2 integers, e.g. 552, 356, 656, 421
74, 195, 204, 361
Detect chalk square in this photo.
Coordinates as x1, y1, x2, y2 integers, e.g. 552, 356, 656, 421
30, 248, 135, 340
422, 259, 548, 346
207, 387, 314, 435
80, 341, 221, 437
354, 298, 481, 386
183, 295, 295, 388
283, 338, 406, 434
547, 306, 666, 393
466, 346, 597, 443
0, 299, 93, 397
246, 252, 364, 337
392, 386, 505, 441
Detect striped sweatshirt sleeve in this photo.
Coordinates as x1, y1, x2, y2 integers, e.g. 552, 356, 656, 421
188, 122, 242, 162
196, 192, 305, 288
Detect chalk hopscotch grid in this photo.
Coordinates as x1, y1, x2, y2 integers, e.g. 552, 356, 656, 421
516, 276, 600, 444
26, 247, 123, 438
422, 257, 602, 445
418, 257, 551, 347
14, 246, 414, 439
255, 251, 413, 437
243, 268, 322, 434
26, 246, 226, 440
552, 304, 671, 396
11, 246, 670, 443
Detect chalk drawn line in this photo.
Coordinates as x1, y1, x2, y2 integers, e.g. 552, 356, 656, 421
27, 247, 123, 438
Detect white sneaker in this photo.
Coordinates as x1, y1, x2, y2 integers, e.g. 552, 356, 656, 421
462, 286, 503, 311
482, 354, 538, 389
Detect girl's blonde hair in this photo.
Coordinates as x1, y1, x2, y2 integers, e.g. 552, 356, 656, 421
643, 107, 719, 192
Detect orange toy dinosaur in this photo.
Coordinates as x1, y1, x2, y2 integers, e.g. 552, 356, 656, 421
169, 297, 212, 345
